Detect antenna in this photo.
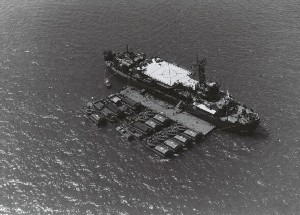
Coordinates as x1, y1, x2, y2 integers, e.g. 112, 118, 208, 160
126, 44, 129, 53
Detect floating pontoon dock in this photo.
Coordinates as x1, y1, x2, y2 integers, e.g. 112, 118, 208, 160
120, 87, 215, 136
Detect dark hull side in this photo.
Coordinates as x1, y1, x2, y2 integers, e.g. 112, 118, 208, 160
185, 105, 260, 133
105, 63, 259, 133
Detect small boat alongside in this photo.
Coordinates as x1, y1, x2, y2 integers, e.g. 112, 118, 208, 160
142, 141, 174, 158
81, 107, 107, 126
152, 144, 174, 158
116, 126, 134, 141
163, 139, 183, 153
104, 78, 111, 88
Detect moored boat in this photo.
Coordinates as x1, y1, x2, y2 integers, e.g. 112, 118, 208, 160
81, 106, 107, 126
105, 78, 111, 88
103, 48, 260, 133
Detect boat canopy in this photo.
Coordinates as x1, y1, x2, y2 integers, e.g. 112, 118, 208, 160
164, 139, 181, 149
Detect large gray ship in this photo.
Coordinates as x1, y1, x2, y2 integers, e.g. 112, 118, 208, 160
103, 48, 260, 133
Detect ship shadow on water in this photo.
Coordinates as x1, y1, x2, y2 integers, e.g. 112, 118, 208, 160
210, 126, 270, 154
237, 124, 270, 140
216, 122, 270, 140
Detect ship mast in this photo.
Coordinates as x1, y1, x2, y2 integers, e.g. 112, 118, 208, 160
198, 56, 206, 84
191, 54, 206, 84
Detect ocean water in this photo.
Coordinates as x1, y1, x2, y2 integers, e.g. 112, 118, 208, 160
0, 0, 299, 214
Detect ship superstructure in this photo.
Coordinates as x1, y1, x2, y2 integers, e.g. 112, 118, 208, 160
103, 49, 260, 133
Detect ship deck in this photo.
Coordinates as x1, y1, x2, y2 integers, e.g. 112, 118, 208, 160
120, 87, 215, 136
142, 59, 198, 90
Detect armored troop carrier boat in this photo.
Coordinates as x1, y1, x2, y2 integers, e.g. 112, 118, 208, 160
82, 91, 207, 158
103, 48, 260, 133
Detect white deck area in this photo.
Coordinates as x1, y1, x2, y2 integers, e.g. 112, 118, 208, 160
142, 59, 198, 89
120, 87, 215, 136
193, 102, 217, 115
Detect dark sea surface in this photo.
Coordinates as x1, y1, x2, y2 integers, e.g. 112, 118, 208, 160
1, 0, 299, 214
